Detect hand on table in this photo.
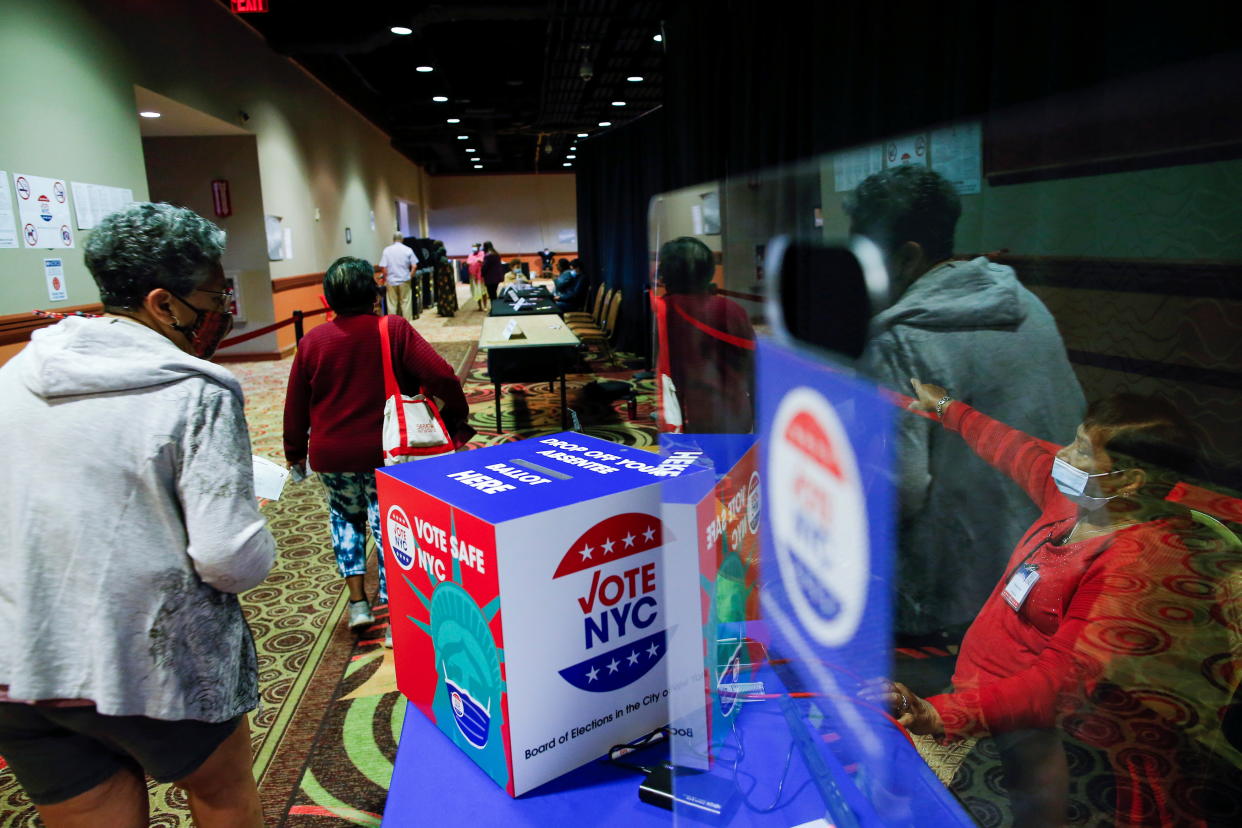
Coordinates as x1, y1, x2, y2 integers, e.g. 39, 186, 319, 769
860, 678, 945, 736
908, 378, 950, 414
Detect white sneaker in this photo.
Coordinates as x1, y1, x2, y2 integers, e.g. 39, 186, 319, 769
384, 626, 393, 648
347, 600, 375, 632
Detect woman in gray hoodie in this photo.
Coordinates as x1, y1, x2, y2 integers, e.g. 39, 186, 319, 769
0, 204, 275, 826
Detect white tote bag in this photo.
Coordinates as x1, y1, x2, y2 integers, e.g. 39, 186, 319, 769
380, 316, 454, 465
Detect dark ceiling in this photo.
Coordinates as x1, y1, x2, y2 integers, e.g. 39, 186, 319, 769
224, 0, 666, 175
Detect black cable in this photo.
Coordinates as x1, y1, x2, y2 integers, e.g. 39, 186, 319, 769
730, 717, 801, 813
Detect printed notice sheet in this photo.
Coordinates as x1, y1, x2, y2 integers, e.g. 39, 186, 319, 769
833, 145, 885, 192
931, 122, 982, 194
70, 182, 135, 230
0, 172, 18, 248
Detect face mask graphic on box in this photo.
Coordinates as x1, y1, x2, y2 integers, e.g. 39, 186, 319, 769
445, 665, 492, 749
1051, 456, 1120, 511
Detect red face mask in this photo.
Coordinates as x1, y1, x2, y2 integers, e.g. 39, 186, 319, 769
170, 293, 234, 359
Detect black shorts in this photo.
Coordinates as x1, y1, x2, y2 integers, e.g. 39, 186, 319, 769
0, 703, 242, 805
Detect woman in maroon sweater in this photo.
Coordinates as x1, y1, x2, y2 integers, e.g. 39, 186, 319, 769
874, 380, 1237, 826
655, 236, 755, 433
283, 257, 473, 644
479, 241, 504, 309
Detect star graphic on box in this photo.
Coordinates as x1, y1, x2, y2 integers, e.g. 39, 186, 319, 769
557, 628, 670, 693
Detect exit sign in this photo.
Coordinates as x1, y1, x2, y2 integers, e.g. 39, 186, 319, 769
231, 0, 269, 12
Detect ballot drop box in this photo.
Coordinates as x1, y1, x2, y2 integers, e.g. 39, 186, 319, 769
376, 433, 710, 796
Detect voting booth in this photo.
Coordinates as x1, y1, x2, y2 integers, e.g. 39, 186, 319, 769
376, 433, 710, 796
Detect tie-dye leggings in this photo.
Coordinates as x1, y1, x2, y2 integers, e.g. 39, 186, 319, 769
319, 471, 388, 603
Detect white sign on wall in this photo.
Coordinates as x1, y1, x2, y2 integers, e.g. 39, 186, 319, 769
44, 258, 67, 301
833, 145, 885, 192
883, 135, 929, 169
70, 181, 135, 230
0, 172, 19, 248
931, 122, 982, 195
14, 173, 74, 248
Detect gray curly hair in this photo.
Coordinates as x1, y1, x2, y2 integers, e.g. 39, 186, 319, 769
84, 203, 226, 309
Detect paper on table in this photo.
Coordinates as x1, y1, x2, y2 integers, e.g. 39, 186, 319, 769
252, 456, 291, 501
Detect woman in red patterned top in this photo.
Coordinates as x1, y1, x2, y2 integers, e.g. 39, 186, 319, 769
283, 257, 473, 645
872, 379, 1238, 827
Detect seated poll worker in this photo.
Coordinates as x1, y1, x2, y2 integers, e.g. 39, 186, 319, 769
283, 257, 474, 647
871, 379, 1240, 828
0, 203, 275, 826
553, 257, 585, 313
506, 258, 530, 285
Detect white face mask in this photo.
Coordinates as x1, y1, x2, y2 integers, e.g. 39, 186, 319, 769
1051, 456, 1120, 511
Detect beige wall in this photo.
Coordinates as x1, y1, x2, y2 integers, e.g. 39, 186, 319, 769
429, 174, 576, 257
143, 136, 277, 355
0, 0, 429, 324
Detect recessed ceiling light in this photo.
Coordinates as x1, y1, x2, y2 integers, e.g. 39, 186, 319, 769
390, 26, 412, 35
470, 157, 480, 161
653, 34, 663, 42
577, 132, 588, 137
627, 76, 644, 82
474, 164, 483, 169
457, 135, 468, 140
567, 155, 576, 159
432, 96, 448, 102
563, 163, 572, 167
139, 111, 161, 118
598, 121, 612, 127
611, 101, 626, 106
416, 65, 434, 73
446, 118, 460, 124
465, 148, 476, 152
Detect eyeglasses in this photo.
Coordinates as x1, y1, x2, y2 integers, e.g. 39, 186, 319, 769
194, 287, 235, 311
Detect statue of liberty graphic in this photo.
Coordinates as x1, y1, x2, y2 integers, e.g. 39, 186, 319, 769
401, 511, 509, 788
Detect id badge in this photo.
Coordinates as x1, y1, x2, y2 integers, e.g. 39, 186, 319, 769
1002, 563, 1040, 611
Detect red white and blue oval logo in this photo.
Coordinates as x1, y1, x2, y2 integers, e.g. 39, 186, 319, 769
555, 512, 668, 693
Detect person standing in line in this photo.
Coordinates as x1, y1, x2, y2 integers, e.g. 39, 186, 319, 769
283, 257, 474, 647
480, 240, 504, 310
466, 243, 485, 304
378, 232, 416, 321
847, 165, 1085, 652
0, 203, 275, 826
431, 239, 458, 317
655, 236, 756, 434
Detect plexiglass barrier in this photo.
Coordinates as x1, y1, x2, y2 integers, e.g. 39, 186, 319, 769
650, 54, 1242, 827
